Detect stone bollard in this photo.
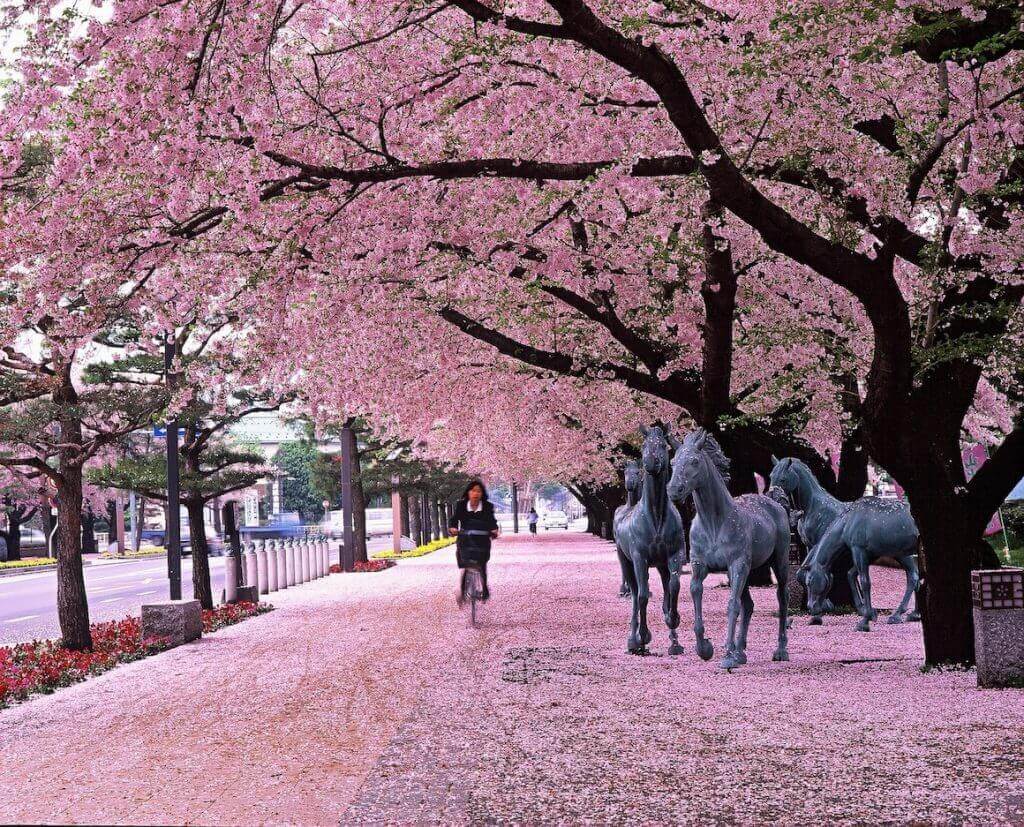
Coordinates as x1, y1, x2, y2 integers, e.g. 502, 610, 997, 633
315, 537, 324, 578
266, 539, 279, 592
142, 600, 202, 648
305, 538, 314, 582
286, 539, 297, 587
786, 541, 805, 613
310, 538, 320, 579
224, 555, 239, 604
972, 568, 1024, 688
319, 537, 328, 577
277, 540, 288, 590
298, 538, 308, 583
256, 540, 269, 595
244, 543, 259, 590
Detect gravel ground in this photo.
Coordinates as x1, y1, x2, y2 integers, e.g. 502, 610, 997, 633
2, 532, 1023, 825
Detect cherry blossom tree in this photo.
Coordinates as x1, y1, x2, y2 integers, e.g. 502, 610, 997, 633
2, 0, 1024, 662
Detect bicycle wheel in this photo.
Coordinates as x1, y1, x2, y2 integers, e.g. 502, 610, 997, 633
466, 567, 482, 625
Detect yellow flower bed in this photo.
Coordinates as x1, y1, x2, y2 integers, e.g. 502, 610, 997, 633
98, 545, 166, 560
373, 537, 456, 560
0, 556, 55, 571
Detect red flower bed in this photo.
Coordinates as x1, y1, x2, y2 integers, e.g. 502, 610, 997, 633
0, 616, 168, 710
202, 601, 271, 633
329, 560, 396, 574
0, 603, 273, 710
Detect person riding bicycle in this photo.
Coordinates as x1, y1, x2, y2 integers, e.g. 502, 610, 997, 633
448, 479, 499, 605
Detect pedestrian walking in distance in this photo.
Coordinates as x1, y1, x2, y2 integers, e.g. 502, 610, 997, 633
528, 507, 539, 534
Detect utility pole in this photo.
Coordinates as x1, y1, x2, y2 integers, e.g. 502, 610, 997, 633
164, 336, 182, 600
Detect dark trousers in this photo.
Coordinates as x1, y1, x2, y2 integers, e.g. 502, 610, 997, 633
461, 564, 489, 599
529, 523, 537, 534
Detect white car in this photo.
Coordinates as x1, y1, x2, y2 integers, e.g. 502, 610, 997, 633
541, 510, 569, 530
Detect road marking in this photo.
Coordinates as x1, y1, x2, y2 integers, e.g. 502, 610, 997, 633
4, 615, 38, 623
100, 598, 122, 604
138, 590, 157, 596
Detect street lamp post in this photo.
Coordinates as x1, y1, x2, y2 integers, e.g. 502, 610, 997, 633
164, 337, 182, 600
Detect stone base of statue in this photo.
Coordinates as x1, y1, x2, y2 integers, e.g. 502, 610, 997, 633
142, 600, 202, 648
972, 568, 1024, 689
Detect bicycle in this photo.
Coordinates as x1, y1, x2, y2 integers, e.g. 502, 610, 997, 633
462, 563, 485, 625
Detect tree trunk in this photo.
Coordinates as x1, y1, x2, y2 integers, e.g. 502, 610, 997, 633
429, 496, 440, 541
408, 493, 421, 549
222, 501, 243, 587
400, 493, 410, 537
81, 509, 97, 556
5, 507, 23, 560
55, 467, 91, 650
350, 432, 368, 564
420, 493, 431, 546
40, 495, 55, 556
186, 499, 214, 610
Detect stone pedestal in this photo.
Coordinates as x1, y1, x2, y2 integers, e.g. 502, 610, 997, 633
277, 542, 288, 590
286, 540, 297, 587
301, 541, 311, 583
786, 542, 805, 613
973, 568, 1024, 689
266, 540, 278, 592
142, 600, 202, 647
244, 545, 258, 589
224, 556, 239, 604
235, 585, 259, 604
256, 542, 269, 595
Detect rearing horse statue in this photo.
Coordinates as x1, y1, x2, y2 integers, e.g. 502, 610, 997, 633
770, 456, 921, 632
668, 429, 791, 669
614, 426, 685, 655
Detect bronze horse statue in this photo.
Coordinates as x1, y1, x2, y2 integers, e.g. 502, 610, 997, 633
770, 456, 920, 632
668, 430, 791, 669
614, 427, 685, 655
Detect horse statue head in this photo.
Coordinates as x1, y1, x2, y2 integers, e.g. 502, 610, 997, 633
667, 428, 730, 501
769, 456, 813, 499
798, 550, 833, 615
623, 459, 643, 496
638, 424, 671, 479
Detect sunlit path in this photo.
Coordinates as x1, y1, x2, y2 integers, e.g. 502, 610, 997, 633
2, 532, 1022, 824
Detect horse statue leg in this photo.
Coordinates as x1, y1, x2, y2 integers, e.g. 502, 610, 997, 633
689, 561, 714, 660
721, 561, 750, 669
732, 586, 754, 666
657, 559, 684, 656
770, 543, 790, 661
629, 557, 653, 654
618, 548, 641, 651
888, 554, 922, 624
852, 546, 874, 632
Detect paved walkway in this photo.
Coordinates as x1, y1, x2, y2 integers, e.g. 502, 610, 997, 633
1, 532, 1022, 824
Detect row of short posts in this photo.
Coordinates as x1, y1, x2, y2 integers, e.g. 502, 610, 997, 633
223, 535, 332, 603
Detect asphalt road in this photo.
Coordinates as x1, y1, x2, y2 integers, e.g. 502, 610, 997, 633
0, 535, 395, 646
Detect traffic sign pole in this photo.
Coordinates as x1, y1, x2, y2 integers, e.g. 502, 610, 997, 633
165, 337, 182, 600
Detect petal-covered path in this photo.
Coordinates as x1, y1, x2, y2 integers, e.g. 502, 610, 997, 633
2, 532, 1022, 825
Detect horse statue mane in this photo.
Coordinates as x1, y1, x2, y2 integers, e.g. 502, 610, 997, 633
684, 428, 731, 485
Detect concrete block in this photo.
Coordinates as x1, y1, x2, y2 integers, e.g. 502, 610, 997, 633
142, 600, 202, 647
235, 585, 259, 604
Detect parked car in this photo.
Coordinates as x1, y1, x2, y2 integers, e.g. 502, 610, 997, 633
541, 510, 569, 530
139, 529, 193, 555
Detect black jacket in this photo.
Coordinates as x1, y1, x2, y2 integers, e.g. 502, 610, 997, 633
449, 500, 499, 567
